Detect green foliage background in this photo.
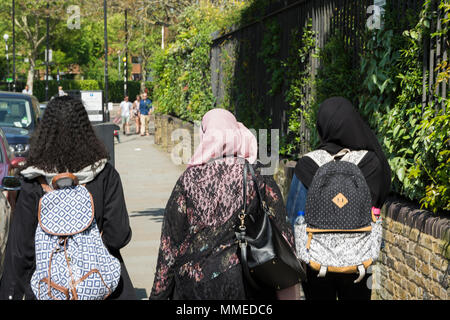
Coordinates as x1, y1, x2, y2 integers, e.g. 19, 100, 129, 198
150, 0, 448, 214
6, 80, 152, 103
150, 1, 247, 122
357, 0, 449, 213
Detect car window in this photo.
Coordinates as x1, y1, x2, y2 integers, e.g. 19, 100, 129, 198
0, 98, 34, 129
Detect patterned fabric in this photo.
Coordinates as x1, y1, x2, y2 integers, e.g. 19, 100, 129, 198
305, 149, 368, 167
305, 161, 372, 230
304, 149, 372, 230
304, 150, 334, 167
295, 220, 383, 267
39, 186, 94, 235
341, 150, 368, 165
31, 185, 121, 300
150, 158, 296, 300
294, 149, 382, 273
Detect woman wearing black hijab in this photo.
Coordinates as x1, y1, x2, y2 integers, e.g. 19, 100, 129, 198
286, 96, 391, 300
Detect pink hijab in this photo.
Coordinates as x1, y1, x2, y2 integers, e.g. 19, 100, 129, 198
188, 108, 258, 167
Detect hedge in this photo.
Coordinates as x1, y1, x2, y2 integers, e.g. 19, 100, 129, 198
11, 80, 152, 103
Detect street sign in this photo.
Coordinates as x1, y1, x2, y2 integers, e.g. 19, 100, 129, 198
6, 78, 13, 83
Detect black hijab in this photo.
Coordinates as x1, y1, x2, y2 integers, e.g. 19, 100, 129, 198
294, 97, 391, 208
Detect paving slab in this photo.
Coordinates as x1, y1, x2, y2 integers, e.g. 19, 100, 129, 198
113, 114, 185, 299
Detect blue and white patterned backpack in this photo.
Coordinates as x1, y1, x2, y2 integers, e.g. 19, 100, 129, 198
30, 174, 121, 300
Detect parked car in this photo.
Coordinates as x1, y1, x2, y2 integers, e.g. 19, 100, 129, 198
0, 174, 21, 279
0, 91, 41, 158
0, 127, 25, 210
0, 126, 23, 278
0, 188, 11, 279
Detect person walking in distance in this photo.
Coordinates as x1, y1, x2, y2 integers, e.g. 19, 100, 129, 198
22, 85, 32, 95
132, 94, 141, 135
139, 92, 152, 136
0, 96, 136, 300
120, 96, 132, 135
58, 86, 67, 97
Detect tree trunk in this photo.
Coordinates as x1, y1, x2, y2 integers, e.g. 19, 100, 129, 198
140, 60, 147, 92
26, 63, 35, 93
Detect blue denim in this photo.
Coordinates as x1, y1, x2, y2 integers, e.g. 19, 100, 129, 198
285, 174, 308, 229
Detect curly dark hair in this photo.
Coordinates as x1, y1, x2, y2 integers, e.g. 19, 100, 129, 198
25, 95, 109, 173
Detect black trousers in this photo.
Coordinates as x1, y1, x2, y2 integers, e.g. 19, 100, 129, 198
302, 266, 372, 300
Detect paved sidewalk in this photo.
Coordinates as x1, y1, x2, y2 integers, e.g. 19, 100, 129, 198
113, 117, 185, 299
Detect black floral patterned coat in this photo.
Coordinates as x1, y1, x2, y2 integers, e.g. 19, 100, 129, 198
150, 158, 296, 300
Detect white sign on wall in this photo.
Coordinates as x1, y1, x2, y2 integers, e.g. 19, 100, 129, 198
81, 91, 103, 111
81, 90, 103, 122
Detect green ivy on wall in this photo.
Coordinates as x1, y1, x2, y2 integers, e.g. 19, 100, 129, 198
258, 19, 283, 97
359, 0, 449, 214
150, 1, 247, 123
280, 19, 317, 158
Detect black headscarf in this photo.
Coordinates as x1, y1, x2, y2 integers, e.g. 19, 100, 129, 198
294, 97, 391, 208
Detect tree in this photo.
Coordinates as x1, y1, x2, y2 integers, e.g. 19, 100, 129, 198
0, 0, 71, 91
113, 0, 197, 89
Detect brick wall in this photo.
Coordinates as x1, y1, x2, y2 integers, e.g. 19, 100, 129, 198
154, 113, 199, 165
372, 200, 450, 300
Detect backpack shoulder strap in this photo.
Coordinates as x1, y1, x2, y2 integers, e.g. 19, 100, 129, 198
37, 176, 53, 193
305, 148, 368, 167
304, 150, 334, 167
341, 150, 368, 166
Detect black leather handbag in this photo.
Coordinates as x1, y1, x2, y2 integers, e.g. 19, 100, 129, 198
235, 162, 306, 290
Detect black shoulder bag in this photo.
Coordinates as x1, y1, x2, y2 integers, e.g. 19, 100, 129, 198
235, 162, 306, 290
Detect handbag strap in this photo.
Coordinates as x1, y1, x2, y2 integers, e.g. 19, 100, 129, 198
247, 163, 266, 209
239, 161, 267, 230
238, 163, 248, 232
236, 161, 265, 289
237, 161, 262, 290
238, 162, 264, 230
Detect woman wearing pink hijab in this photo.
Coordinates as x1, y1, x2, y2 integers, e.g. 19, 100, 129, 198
150, 109, 301, 300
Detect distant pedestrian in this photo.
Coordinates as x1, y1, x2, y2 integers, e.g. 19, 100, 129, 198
286, 97, 391, 301
0, 96, 136, 300
132, 94, 141, 134
120, 96, 132, 135
150, 108, 302, 300
22, 85, 32, 95
58, 86, 67, 97
139, 92, 152, 136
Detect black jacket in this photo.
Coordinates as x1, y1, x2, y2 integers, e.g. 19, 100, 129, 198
0, 163, 136, 300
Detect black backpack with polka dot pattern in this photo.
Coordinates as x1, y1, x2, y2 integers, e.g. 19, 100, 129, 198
294, 149, 383, 283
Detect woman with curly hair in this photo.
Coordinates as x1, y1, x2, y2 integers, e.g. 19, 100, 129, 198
0, 96, 136, 300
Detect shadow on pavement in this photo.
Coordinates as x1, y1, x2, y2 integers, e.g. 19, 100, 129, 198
129, 208, 165, 223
